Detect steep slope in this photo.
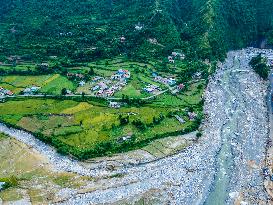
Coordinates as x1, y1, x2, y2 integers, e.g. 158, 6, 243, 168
0, 0, 272, 62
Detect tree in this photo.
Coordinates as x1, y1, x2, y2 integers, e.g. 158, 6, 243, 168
196, 132, 202, 138
249, 54, 270, 80
254, 63, 270, 80
61, 88, 67, 95
119, 116, 129, 125
88, 67, 95, 76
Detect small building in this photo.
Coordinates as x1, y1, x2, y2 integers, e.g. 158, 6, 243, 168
168, 56, 173, 60
193, 72, 202, 79
23, 88, 32, 95
179, 53, 186, 60
109, 101, 121, 108
188, 112, 197, 121
67, 73, 74, 78
31, 86, 40, 92
66, 90, 72, 95
23, 86, 40, 95
172, 52, 178, 57
148, 38, 158, 44
0, 182, 6, 190
135, 24, 143, 31
152, 72, 158, 77
97, 90, 104, 95
143, 84, 159, 93
92, 76, 103, 82
174, 115, 185, 124
76, 74, 85, 79
120, 36, 126, 43
177, 84, 185, 90
98, 82, 108, 90
168, 78, 176, 85
117, 135, 132, 143
6, 90, 14, 96
92, 85, 100, 91
106, 89, 114, 96
79, 81, 86, 87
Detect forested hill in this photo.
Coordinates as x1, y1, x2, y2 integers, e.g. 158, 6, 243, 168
0, 0, 273, 63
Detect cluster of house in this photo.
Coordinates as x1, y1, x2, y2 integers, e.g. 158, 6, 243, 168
153, 74, 176, 86
188, 112, 197, 121
67, 73, 85, 80
91, 69, 131, 97
168, 51, 185, 63
171, 83, 185, 94
143, 84, 161, 94
59, 32, 73, 36
23, 86, 41, 95
0, 87, 13, 96
109, 101, 121, 108
193, 72, 202, 80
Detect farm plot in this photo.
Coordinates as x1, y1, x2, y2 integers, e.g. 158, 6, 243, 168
0, 74, 76, 95
0, 96, 201, 159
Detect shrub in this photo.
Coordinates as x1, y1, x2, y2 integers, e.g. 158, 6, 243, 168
249, 54, 270, 80
0, 176, 19, 190
196, 132, 202, 138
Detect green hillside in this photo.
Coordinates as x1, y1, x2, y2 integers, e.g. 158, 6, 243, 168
0, 0, 273, 63
0, 0, 273, 159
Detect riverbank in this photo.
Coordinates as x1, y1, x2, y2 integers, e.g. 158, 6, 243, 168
56, 48, 270, 204
0, 48, 271, 204
265, 68, 273, 200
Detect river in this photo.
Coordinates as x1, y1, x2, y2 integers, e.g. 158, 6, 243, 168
0, 48, 271, 204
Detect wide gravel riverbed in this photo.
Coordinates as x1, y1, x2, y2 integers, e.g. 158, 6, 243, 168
0, 48, 271, 204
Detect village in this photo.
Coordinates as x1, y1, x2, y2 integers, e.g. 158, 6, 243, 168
0, 49, 191, 101
0, 65, 188, 112
75, 66, 186, 98
0, 87, 14, 97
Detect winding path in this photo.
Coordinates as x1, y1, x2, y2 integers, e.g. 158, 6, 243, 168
0, 48, 270, 204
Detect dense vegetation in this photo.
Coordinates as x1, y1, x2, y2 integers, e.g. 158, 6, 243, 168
0, 0, 273, 159
249, 54, 270, 79
0, 0, 273, 64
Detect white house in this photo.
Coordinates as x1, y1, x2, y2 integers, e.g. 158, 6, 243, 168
109, 102, 121, 108
79, 81, 86, 87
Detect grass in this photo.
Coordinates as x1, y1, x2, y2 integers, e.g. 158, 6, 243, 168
0, 58, 205, 158
62, 102, 93, 114
0, 99, 78, 115
0, 133, 8, 141
151, 93, 188, 107
0, 74, 76, 95
0, 136, 90, 204
0, 64, 37, 72
114, 84, 143, 98
40, 75, 76, 95
52, 173, 74, 187
0, 97, 196, 152
0, 75, 203, 157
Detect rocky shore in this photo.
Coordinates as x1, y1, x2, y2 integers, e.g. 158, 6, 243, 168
0, 48, 271, 204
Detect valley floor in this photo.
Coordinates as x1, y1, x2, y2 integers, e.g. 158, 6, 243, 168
0, 48, 271, 205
